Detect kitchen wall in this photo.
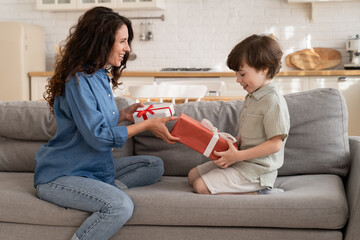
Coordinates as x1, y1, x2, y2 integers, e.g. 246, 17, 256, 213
1, 0, 360, 71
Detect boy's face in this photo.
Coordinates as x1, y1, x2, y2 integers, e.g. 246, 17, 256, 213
236, 63, 270, 94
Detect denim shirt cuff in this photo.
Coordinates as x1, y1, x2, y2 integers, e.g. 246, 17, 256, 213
113, 126, 128, 148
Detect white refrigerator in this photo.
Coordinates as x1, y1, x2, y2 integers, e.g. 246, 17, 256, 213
0, 22, 46, 101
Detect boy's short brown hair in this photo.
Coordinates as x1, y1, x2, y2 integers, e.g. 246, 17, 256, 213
226, 34, 283, 79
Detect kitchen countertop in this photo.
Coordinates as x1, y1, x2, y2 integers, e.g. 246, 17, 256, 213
29, 69, 360, 78
123, 95, 245, 103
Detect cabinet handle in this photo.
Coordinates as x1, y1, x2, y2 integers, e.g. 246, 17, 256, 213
338, 77, 348, 82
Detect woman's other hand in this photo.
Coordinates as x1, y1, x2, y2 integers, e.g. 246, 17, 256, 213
126, 116, 179, 144
118, 103, 144, 123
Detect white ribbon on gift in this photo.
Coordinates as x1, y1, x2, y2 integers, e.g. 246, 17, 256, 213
200, 119, 237, 158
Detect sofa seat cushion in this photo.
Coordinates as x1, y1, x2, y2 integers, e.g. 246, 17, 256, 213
0, 172, 90, 227
126, 175, 348, 229
0, 173, 347, 230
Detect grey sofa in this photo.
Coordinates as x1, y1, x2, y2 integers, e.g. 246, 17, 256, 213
0, 88, 359, 240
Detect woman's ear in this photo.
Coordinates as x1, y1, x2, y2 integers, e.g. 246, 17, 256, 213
262, 68, 269, 76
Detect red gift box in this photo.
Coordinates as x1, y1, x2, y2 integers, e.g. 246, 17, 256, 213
171, 113, 238, 160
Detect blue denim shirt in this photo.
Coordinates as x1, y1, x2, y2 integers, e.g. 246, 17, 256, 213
34, 68, 128, 187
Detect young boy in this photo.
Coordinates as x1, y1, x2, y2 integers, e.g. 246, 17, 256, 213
188, 34, 290, 195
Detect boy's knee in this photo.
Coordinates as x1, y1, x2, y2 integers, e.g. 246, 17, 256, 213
193, 178, 210, 194
188, 167, 196, 176
188, 167, 199, 186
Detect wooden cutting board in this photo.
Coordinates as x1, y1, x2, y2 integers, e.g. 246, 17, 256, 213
285, 48, 341, 70
291, 48, 321, 70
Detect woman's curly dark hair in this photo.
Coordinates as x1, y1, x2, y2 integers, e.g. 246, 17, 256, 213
44, 7, 133, 113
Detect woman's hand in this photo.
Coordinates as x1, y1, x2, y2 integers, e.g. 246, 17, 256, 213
213, 140, 241, 168
146, 116, 180, 144
118, 103, 144, 123
126, 116, 179, 144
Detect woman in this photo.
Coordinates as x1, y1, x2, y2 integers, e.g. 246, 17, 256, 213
34, 6, 179, 240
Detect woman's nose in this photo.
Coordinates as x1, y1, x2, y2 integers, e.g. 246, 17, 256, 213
125, 42, 131, 52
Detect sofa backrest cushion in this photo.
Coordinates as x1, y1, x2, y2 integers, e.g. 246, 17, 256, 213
134, 88, 350, 177
0, 97, 134, 172
0, 101, 56, 141
282, 88, 350, 176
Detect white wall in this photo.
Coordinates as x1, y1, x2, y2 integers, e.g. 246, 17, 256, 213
1, 0, 359, 71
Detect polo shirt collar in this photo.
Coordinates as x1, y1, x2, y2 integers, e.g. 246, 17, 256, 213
247, 82, 277, 101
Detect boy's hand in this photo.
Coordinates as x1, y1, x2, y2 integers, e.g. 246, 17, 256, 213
213, 140, 240, 168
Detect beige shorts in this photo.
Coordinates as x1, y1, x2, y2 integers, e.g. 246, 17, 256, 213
196, 161, 263, 194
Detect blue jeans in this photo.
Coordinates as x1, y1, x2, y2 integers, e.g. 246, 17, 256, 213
36, 155, 164, 240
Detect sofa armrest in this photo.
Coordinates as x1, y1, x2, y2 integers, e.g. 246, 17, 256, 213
345, 136, 360, 240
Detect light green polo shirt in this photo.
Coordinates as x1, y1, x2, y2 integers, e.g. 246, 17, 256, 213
232, 82, 290, 188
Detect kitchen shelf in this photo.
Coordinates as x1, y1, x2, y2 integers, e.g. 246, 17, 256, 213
287, 0, 359, 22
287, 0, 357, 2
36, 0, 164, 11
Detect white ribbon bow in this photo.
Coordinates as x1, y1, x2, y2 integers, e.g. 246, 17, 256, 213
200, 119, 237, 158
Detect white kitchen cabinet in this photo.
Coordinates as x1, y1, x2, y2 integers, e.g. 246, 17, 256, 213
112, 77, 155, 97
287, 0, 358, 21
30, 76, 50, 101
36, 0, 76, 11
36, 0, 163, 10
309, 76, 360, 136
77, 0, 116, 10
117, 0, 164, 10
